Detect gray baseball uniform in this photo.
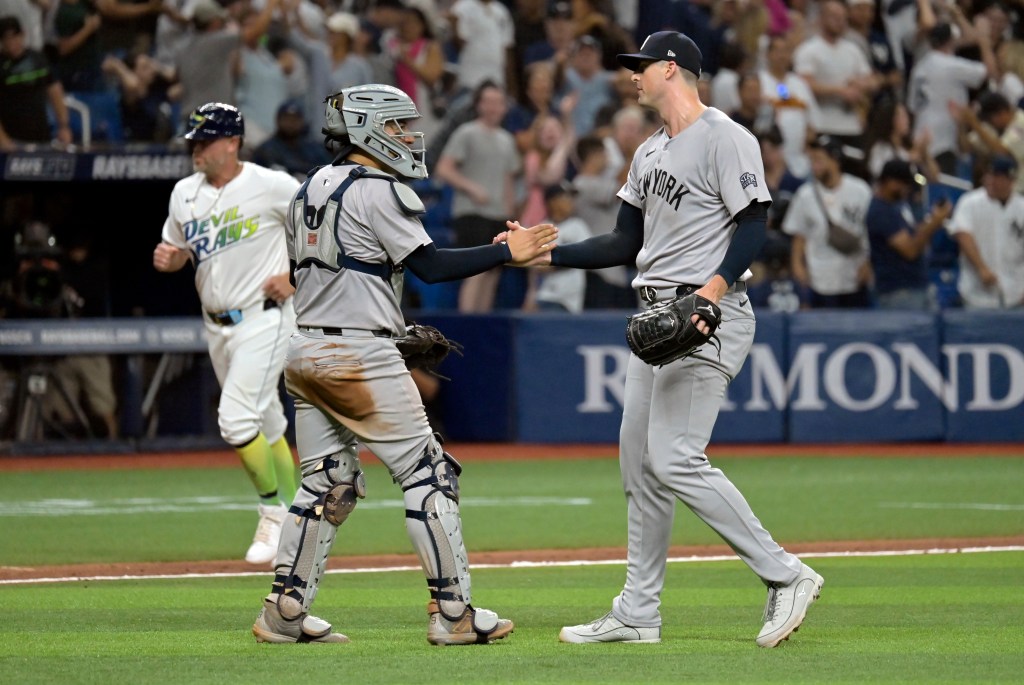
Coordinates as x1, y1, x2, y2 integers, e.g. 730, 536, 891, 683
611, 107, 802, 628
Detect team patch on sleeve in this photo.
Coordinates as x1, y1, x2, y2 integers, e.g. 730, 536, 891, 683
740, 172, 758, 189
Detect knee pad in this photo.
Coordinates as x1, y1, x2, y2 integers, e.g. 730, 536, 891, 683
272, 451, 365, 613
401, 435, 471, 621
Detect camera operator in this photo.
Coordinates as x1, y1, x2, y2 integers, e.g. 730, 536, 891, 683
0, 223, 118, 440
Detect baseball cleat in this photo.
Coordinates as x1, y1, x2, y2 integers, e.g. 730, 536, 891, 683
245, 503, 286, 565
756, 563, 825, 648
559, 611, 661, 644
426, 601, 514, 645
252, 595, 349, 644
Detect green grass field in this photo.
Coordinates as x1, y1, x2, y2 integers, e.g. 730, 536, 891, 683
1, 450, 1023, 683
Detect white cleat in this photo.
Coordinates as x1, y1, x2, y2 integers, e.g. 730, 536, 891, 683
245, 503, 286, 565
559, 611, 661, 644
756, 563, 825, 648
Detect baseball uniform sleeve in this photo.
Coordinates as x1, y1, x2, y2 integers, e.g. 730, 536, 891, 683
712, 124, 774, 219
368, 183, 433, 264
160, 184, 189, 249
947, 192, 976, 236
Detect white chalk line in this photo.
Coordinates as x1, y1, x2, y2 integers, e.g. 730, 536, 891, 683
2, 546, 1022, 586
0, 495, 593, 517
879, 502, 1024, 511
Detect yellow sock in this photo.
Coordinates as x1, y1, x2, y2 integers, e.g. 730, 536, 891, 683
235, 433, 280, 505
269, 436, 299, 507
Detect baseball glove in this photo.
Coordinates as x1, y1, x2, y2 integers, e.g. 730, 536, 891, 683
625, 293, 722, 367
395, 323, 464, 379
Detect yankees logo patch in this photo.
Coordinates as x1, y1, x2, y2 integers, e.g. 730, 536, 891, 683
740, 172, 757, 189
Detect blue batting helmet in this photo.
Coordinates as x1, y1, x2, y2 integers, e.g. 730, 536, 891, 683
183, 102, 245, 140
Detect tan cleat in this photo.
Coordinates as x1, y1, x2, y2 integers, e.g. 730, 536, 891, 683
426, 600, 514, 645
252, 595, 349, 644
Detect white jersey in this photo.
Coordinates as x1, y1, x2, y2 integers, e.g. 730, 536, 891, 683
286, 163, 432, 334
618, 107, 772, 288
792, 34, 872, 136
907, 50, 987, 157
161, 162, 300, 313
782, 174, 872, 295
948, 188, 1024, 308
759, 70, 820, 179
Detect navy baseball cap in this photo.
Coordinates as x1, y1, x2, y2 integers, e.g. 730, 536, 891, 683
617, 31, 702, 77
808, 133, 844, 160
184, 102, 244, 140
991, 155, 1018, 176
878, 159, 922, 185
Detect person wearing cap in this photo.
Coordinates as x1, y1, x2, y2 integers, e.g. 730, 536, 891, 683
524, 182, 591, 313
154, 102, 302, 566
560, 34, 614, 137
251, 99, 332, 180
504, 29, 825, 647
866, 159, 952, 310
783, 133, 873, 308
0, 14, 74, 151
324, 11, 373, 91
522, 0, 576, 68
947, 155, 1024, 308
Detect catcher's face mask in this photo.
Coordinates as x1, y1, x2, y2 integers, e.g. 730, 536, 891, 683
322, 84, 428, 180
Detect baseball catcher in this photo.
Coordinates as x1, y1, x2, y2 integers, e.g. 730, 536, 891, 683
626, 293, 722, 366
395, 323, 464, 379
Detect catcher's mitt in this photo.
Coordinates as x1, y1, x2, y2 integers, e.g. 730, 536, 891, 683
625, 293, 722, 367
395, 323, 464, 379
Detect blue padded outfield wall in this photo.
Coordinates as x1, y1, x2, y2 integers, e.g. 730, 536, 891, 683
417, 310, 1024, 444
1, 311, 1022, 445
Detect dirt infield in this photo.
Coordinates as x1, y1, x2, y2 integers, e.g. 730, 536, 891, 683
1, 441, 1021, 472
1, 443, 1021, 582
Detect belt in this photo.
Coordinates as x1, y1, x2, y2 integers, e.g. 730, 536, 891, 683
299, 326, 393, 338
638, 281, 746, 304
206, 298, 278, 326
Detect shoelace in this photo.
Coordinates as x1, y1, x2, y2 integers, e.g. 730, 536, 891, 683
762, 587, 779, 623
253, 512, 280, 544
590, 611, 614, 630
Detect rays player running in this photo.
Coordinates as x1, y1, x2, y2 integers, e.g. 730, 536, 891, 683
249, 84, 557, 645
505, 31, 825, 648
154, 103, 301, 566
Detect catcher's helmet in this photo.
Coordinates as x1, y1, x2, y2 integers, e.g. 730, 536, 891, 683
323, 84, 427, 180
184, 102, 245, 140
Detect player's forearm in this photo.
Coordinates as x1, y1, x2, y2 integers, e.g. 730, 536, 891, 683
716, 202, 768, 286
550, 202, 642, 269
404, 242, 511, 283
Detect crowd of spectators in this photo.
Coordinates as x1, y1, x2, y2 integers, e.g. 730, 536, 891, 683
2, 0, 1023, 314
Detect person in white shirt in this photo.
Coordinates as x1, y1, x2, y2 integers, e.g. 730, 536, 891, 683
759, 34, 820, 179
783, 134, 873, 308
529, 183, 591, 313
907, 21, 996, 174
948, 155, 1024, 308
792, 0, 878, 148
447, 0, 514, 95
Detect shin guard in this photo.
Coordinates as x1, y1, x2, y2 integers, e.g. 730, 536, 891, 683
401, 435, 471, 621
271, 449, 365, 615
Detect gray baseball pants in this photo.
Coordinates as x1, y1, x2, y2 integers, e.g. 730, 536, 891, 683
611, 292, 802, 628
